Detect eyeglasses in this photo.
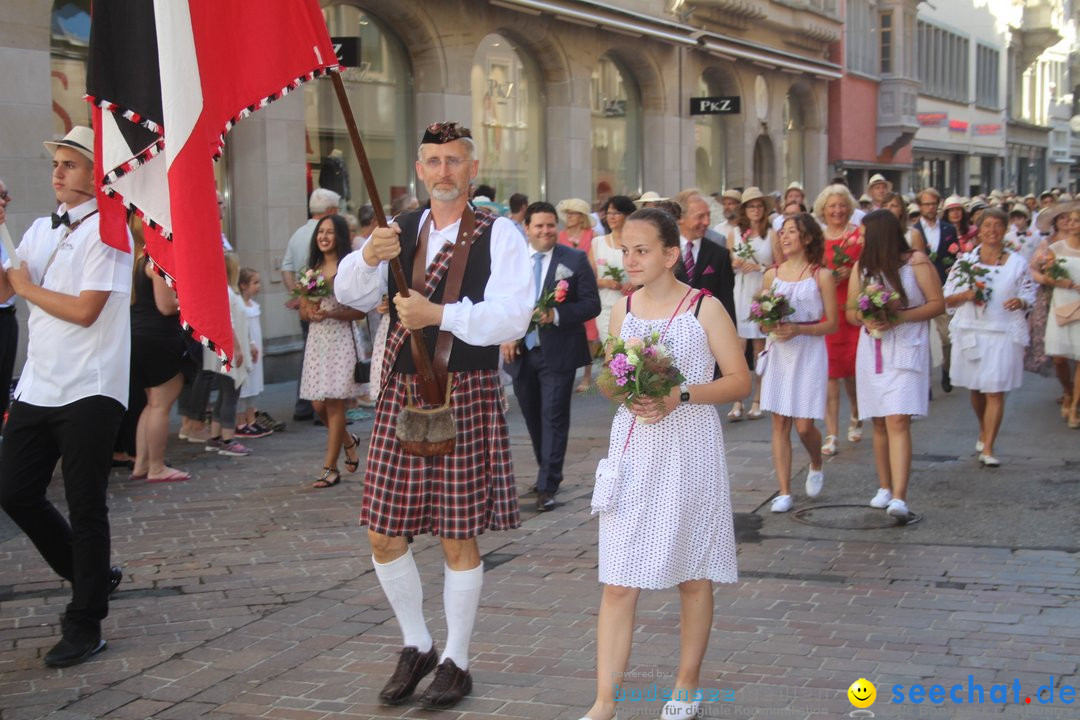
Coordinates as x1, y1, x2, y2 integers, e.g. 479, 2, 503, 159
605, 210, 624, 217
421, 156, 467, 170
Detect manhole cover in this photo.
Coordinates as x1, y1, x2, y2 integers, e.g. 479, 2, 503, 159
791, 503, 922, 529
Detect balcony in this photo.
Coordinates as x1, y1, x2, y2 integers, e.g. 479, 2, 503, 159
1014, 0, 1064, 68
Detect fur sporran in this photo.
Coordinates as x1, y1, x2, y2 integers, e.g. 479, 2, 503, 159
396, 375, 455, 457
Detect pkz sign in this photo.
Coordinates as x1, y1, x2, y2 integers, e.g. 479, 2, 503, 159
690, 96, 741, 116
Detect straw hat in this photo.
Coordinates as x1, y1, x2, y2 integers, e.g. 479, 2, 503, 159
556, 198, 593, 224
738, 186, 773, 212
942, 195, 965, 212
43, 125, 94, 162
907, 203, 920, 216
720, 189, 742, 202
635, 191, 668, 206
859, 194, 872, 204
1037, 200, 1080, 233
784, 181, 805, 195
867, 173, 892, 191
1009, 204, 1031, 219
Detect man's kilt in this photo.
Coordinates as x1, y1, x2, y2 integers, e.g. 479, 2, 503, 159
361, 369, 520, 539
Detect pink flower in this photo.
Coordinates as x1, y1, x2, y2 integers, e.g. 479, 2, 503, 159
948, 243, 960, 254
554, 279, 569, 303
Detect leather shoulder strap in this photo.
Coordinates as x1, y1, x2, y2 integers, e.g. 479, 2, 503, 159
431, 207, 477, 389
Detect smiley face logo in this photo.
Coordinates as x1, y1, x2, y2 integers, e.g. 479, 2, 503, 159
848, 678, 876, 708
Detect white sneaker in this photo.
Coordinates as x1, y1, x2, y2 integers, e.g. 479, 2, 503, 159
870, 488, 893, 509
770, 494, 794, 513
886, 498, 910, 518
975, 439, 984, 453
805, 468, 824, 498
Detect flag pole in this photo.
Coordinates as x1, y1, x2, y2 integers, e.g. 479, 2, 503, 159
328, 72, 440, 400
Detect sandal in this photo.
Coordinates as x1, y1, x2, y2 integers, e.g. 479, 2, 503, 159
312, 467, 341, 489
574, 381, 592, 394
727, 401, 744, 422
847, 417, 863, 443
343, 433, 361, 473
747, 401, 763, 420
146, 467, 191, 483
821, 435, 838, 456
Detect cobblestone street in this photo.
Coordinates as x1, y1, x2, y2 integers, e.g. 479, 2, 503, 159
1, 376, 1077, 720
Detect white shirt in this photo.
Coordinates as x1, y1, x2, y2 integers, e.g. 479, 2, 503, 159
335, 211, 534, 347
679, 235, 701, 266
714, 220, 736, 245
281, 218, 318, 273
921, 217, 942, 254
8, 200, 133, 408
528, 245, 562, 326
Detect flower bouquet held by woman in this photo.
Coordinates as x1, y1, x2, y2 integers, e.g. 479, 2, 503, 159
747, 289, 795, 341
291, 266, 333, 299
596, 333, 685, 417
855, 284, 899, 339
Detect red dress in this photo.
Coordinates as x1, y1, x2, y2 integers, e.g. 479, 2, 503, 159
824, 225, 863, 378
558, 228, 599, 342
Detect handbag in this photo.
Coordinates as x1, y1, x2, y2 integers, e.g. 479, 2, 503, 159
351, 320, 371, 383
1054, 299, 1080, 327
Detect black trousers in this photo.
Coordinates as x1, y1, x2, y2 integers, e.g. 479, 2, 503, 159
0, 308, 18, 419
0, 395, 124, 630
511, 348, 576, 495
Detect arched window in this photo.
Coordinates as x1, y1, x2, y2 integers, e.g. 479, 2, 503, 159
694, 68, 735, 192
50, 0, 92, 137
305, 5, 414, 211
470, 33, 544, 203
783, 90, 806, 189
591, 54, 642, 201
753, 134, 775, 191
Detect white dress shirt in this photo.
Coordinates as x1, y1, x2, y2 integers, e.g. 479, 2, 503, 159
679, 235, 701, 267
7, 199, 133, 408
921, 217, 942, 254
335, 210, 534, 346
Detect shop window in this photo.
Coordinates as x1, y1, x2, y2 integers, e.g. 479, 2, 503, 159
783, 91, 805, 190
592, 54, 642, 201
694, 71, 730, 193
50, 0, 92, 138
470, 34, 544, 203
305, 5, 414, 212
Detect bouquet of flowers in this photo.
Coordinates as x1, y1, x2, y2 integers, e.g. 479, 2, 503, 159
951, 258, 993, 308
597, 258, 626, 284
747, 289, 795, 339
855, 282, 899, 339
930, 239, 976, 267
831, 241, 855, 277
291, 267, 332, 299
596, 332, 685, 416
528, 279, 569, 333
1043, 256, 1072, 283
734, 241, 758, 265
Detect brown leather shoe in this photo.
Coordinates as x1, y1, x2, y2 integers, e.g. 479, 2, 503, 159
417, 658, 473, 709
536, 492, 555, 512
378, 645, 438, 705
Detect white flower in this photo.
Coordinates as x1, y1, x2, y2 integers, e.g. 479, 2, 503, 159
760, 300, 774, 313
626, 350, 640, 367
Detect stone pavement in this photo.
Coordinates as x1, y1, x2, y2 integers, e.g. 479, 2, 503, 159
0, 377, 1078, 720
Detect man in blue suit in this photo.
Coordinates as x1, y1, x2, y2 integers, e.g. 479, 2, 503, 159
911, 188, 959, 392
501, 202, 600, 512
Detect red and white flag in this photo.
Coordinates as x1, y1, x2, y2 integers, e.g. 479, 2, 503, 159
87, 0, 338, 363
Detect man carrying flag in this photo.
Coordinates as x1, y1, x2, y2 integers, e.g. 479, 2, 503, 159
0, 126, 132, 667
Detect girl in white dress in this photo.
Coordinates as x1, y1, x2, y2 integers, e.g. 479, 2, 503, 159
1036, 215, 1080, 428
728, 187, 780, 421
944, 209, 1037, 467
236, 268, 269, 437
847, 210, 944, 520
589, 196, 637, 343
582, 208, 750, 720
759, 214, 838, 513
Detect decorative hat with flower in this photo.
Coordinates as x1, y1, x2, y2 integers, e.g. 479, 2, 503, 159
421, 122, 472, 145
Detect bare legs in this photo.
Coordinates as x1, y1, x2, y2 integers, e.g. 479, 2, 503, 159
869, 415, 912, 501
133, 373, 185, 479
313, 398, 347, 470
970, 390, 1006, 456
825, 376, 859, 441
770, 414, 822, 495
1052, 357, 1075, 410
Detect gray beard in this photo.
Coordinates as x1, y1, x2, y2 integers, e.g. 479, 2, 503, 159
430, 186, 463, 202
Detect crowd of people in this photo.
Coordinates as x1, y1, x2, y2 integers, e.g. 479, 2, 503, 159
1, 120, 1078, 720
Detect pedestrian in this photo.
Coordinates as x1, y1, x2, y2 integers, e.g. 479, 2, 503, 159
759, 213, 838, 512
581, 207, 749, 720
911, 188, 961, 392
501, 201, 600, 512
557, 197, 599, 393
591, 195, 636, 344
1033, 207, 1080, 427
298, 214, 366, 488
727, 187, 780, 422
335, 121, 533, 709
674, 190, 737, 326
847, 210, 944, 520
235, 267, 273, 438
814, 184, 864, 455
0, 176, 18, 433
943, 209, 1037, 467
0, 126, 132, 667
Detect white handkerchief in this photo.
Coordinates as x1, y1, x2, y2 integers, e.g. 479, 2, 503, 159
555, 263, 574, 281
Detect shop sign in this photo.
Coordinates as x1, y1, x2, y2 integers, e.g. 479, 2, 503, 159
974, 123, 1002, 136
690, 96, 742, 115
949, 120, 969, 133
917, 112, 948, 127
330, 37, 359, 67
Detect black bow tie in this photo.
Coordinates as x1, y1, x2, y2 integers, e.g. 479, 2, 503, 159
51, 211, 70, 229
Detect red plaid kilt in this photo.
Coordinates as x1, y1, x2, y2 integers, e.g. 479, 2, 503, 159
361, 369, 519, 539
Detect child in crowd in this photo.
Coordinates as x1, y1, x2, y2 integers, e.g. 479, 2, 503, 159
236, 268, 272, 438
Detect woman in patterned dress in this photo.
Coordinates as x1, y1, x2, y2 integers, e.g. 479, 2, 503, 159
759, 214, 838, 513
847, 210, 944, 520
814, 184, 864, 456
558, 198, 599, 392
582, 208, 750, 720
1033, 205, 1080, 427
299, 215, 366, 488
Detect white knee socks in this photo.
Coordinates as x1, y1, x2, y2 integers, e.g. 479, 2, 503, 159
441, 563, 483, 670
372, 550, 432, 652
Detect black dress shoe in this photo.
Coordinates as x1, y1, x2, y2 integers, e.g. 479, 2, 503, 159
108, 567, 122, 594
378, 645, 439, 705
536, 492, 556, 512
941, 368, 952, 393
417, 658, 473, 710
44, 630, 106, 668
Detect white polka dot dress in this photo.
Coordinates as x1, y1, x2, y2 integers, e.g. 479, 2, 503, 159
856, 263, 931, 419
758, 276, 828, 419
598, 309, 738, 590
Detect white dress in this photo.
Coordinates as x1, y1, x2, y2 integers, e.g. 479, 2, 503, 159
946, 251, 1037, 393
598, 308, 737, 590
593, 234, 626, 343
239, 299, 264, 399
1043, 240, 1080, 360
759, 275, 828, 419
733, 230, 774, 339
855, 263, 930, 419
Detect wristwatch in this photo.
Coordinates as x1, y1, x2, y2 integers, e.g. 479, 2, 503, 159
680, 383, 690, 403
